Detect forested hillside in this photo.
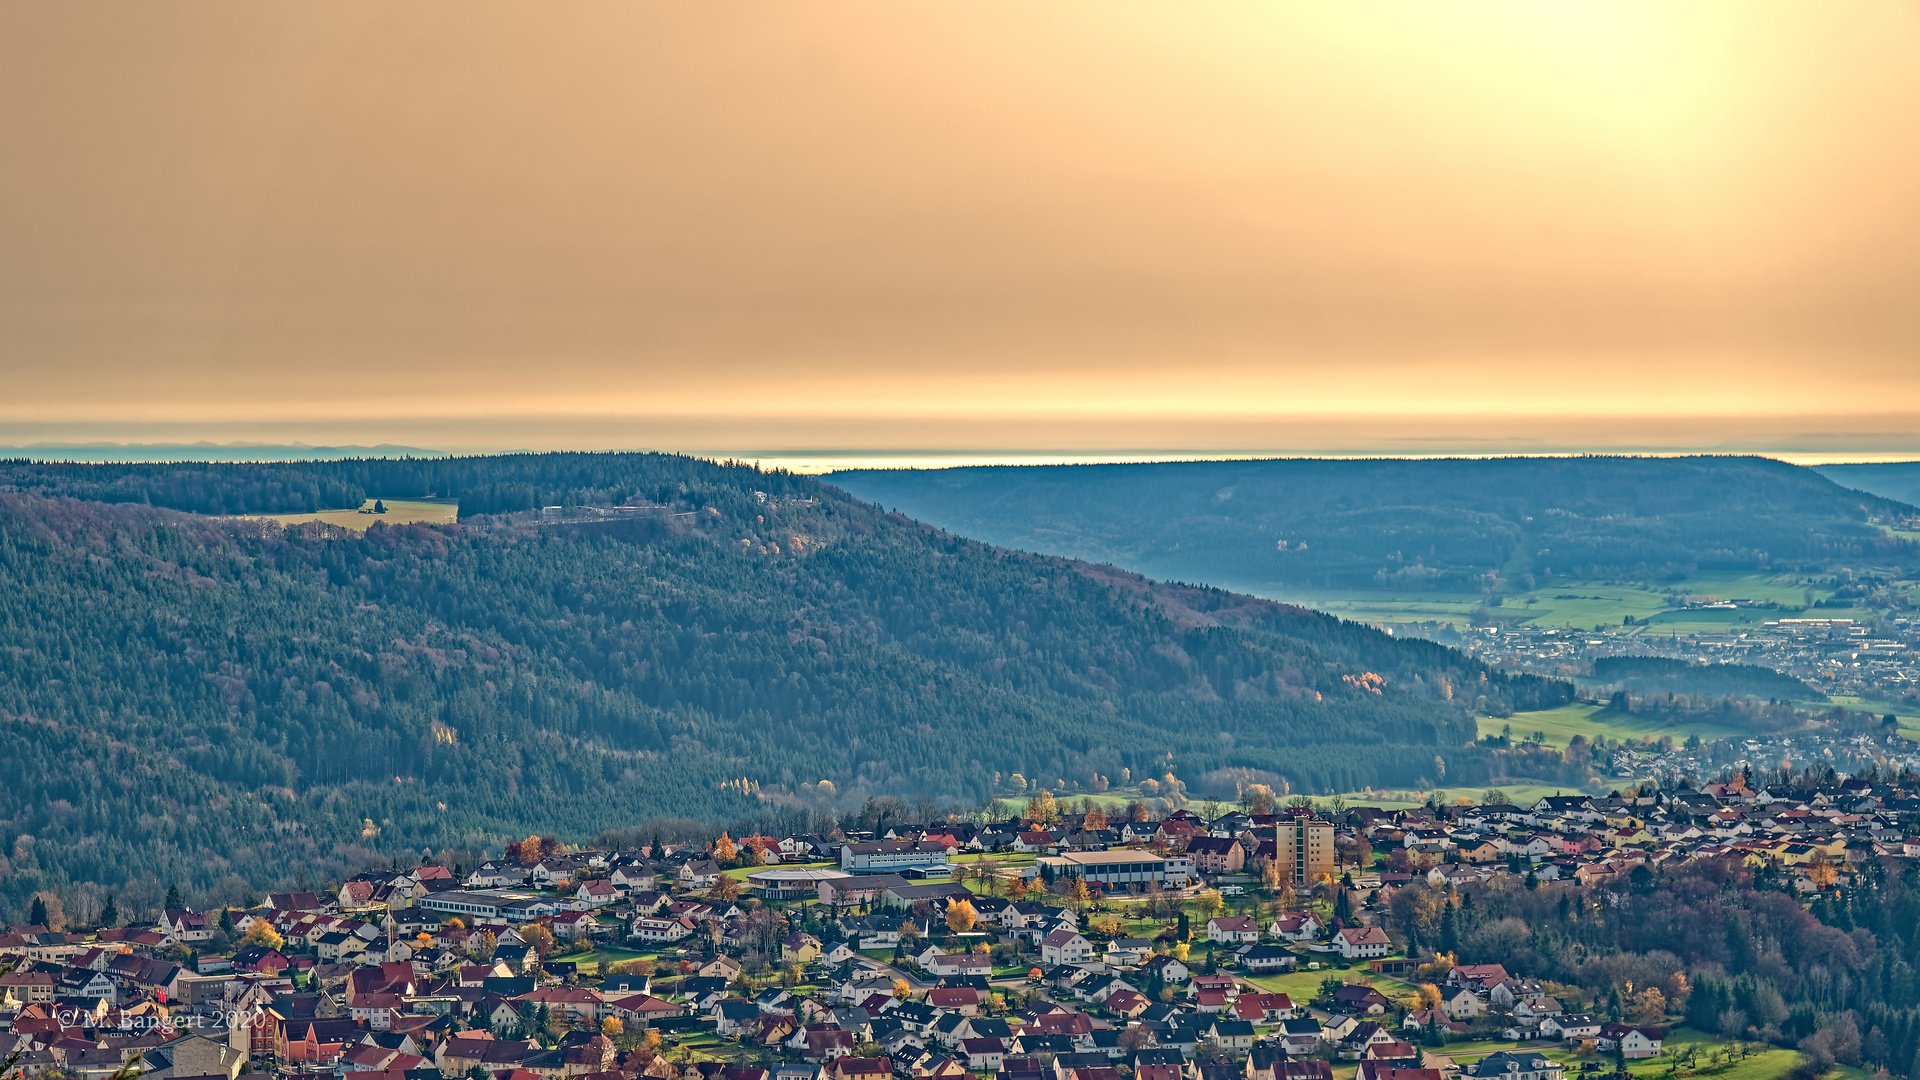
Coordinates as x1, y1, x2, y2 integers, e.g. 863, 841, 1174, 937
0, 454, 1566, 914
0, 454, 780, 518
1820, 461, 1920, 509
829, 456, 1918, 594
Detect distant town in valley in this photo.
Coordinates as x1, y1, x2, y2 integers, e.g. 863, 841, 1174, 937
9, 6, 1920, 1080
3, 778, 1909, 1080
4, 453, 1920, 1080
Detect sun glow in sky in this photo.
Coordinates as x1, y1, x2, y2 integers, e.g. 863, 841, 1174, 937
2, 1, 1918, 452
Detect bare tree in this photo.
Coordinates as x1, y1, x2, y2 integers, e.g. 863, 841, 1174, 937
67, 882, 104, 930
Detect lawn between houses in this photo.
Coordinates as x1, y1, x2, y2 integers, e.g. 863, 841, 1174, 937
1523, 1028, 1814, 1080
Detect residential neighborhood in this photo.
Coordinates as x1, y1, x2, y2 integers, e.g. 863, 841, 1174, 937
0, 775, 1906, 1080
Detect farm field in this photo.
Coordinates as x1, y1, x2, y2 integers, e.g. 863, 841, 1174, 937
259, 497, 458, 530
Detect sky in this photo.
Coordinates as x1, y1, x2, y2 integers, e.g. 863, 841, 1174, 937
3, 1, 1920, 457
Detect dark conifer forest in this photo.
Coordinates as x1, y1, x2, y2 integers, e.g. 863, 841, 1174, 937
0, 453, 1567, 911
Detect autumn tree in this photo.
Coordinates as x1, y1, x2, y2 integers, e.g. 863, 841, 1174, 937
1417, 983, 1443, 1010
506, 836, 545, 867
601, 1016, 624, 1037
1083, 805, 1109, 831
713, 833, 738, 865
1806, 853, 1838, 889
1026, 792, 1061, 828
523, 921, 557, 960
1241, 784, 1277, 815
1257, 858, 1282, 894
709, 873, 742, 902
1127, 800, 1151, 823
243, 921, 286, 951
946, 899, 978, 934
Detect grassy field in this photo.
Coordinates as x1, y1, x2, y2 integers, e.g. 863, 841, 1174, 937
719, 859, 839, 881
260, 498, 458, 530
547, 945, 660, 974
1336, 781, 1598, 809
1477, 702, 1750, 750
1826, 695, 1919, 738
1259, 572, 1840, 633
1522, 1028, 1807, 1080
1241, 966, 1418, 1004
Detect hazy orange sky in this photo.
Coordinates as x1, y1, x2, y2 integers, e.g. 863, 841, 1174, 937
3, 1, 1919, 454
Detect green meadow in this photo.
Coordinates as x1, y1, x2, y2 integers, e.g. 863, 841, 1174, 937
1478, 702, 1751, 750
261, 497, 459, 531
1262, 572, 1842, 634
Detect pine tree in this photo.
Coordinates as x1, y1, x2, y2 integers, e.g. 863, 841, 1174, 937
1724, 912, 1752, 974
28, 895, 47, 927
1439, 901, 1459, 955
101, 895, 119, 928
165, 883, 183, 911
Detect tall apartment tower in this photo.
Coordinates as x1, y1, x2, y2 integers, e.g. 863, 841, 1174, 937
1274, 817, 1336, 886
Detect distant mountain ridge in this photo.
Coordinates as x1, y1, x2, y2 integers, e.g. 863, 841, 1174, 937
0, 452, 1565, 914
1817, 461, 1920, 508
0, 442, 448, 462
828, 455, 1916, 594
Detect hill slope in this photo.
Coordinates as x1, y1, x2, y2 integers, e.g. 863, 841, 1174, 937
0, 454, 1564, 913
828, 456, 1917, 594
1817, 461, 1920, 508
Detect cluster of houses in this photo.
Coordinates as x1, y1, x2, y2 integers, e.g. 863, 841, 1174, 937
1394, 964, 1664, 1060
22, 775, 1887, 1080
1356, 779, 1916, 895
